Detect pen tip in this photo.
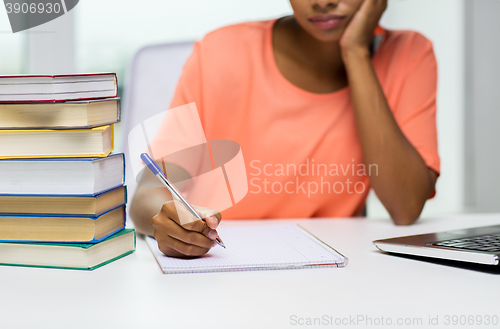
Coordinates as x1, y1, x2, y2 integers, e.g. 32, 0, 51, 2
216, 238, 226, 249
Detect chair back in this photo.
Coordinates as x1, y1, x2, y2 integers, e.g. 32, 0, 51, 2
121, 41, 195, 198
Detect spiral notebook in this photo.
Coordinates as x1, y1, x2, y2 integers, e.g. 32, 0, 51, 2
146, 224, 347, 274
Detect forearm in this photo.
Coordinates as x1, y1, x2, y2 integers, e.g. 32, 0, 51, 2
129, 162, 192, 234
129, 185, 173, 236
342, 47, 435, 224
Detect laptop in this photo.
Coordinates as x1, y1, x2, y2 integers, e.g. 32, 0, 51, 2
373, 224, 500, 266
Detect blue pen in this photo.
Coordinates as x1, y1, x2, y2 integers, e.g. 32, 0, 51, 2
141, 153, 226, 248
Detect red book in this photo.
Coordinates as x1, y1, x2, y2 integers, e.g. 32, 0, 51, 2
0, 73, 118, 103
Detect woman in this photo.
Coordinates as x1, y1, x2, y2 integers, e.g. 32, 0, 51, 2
130, 0, 440, 257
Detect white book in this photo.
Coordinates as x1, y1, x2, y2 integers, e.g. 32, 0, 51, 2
147, 224, 347, 274
0, 153, 124, 196
0, 73, 117, 102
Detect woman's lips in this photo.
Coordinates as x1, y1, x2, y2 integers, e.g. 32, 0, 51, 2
308, 14, 347, 30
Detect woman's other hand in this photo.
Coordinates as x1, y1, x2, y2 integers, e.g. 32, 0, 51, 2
340, 0, 387, 53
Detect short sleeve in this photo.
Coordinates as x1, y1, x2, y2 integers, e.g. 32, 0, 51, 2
392, 35, 440, 176
169, 41, 203, 110
147, 42, 211, 179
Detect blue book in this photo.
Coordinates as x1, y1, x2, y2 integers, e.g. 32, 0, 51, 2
0, 153, 124, 196
0, 205, 126, 243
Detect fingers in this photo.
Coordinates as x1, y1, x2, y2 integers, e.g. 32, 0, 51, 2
161, 200, 199, 226
152, 213, 215, 257
152, 200, 222, 257
194, 205, 222, 230
355, 0, 386, 19
156, 235, 212, 258
205, 215, 221, 230
368, 0, 387, 17
165, 200, 221, 239
164, 218, 215, 249
161, 200, 222, 230
200, 224, 219, 240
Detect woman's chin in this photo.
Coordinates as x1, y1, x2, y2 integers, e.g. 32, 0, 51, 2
299, 23, 344, 43
309, 30, 343, 43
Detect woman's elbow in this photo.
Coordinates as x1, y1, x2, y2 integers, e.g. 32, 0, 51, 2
391, 213, 420, 225
389, 172, 437, 225
388, 198, 426, 225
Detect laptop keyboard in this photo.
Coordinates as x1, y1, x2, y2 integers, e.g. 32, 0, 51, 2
432, 233, 500, 252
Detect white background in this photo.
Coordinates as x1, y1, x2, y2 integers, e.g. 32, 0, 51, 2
0, 6, 23, 74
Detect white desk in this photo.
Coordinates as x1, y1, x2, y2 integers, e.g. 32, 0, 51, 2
1, 213, 499, 329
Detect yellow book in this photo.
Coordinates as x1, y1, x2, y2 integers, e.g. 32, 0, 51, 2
0, 186, 126, 215
0, 125, 114, 158
0, 98, 120, 129
0, 206, 126, 243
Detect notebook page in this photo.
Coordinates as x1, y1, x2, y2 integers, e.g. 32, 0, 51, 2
146, 224, 347, 274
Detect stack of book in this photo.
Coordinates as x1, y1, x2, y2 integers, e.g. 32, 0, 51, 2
0, 73, 135, 270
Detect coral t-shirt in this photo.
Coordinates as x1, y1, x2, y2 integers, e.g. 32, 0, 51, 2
152, 19, 440, 219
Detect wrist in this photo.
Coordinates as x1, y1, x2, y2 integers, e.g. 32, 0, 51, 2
341, 45, 371, 65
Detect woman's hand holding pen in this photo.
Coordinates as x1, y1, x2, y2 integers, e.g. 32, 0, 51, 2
152, 200, 222, 257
